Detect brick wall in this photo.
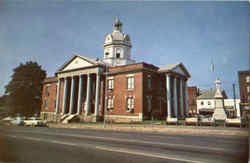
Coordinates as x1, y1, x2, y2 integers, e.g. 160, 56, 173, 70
188, 86, 199, 115
41, 77, 58, 113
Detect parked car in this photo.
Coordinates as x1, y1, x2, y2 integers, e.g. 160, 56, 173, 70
24, 117, 47, 127
10, 117, 25, 126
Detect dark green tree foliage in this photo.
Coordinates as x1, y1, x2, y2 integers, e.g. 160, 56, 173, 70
0, 95, 6, 106
5, 61, 46, 116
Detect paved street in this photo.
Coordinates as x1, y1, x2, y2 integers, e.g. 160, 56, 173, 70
0, 126, 248, 163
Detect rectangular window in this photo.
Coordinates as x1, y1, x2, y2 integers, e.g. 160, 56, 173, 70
45, 85, 50, 97
127, 76, 134, 90
247, 86, 250, 93
44, 113, 48, 120
147, 96, 152, 112
147, 75, 152, 89
44, 99, 48, 110
108, 79, 114, 90
107, 98, 114, 111
54, 100, 57, 108
126, 97, 134, 112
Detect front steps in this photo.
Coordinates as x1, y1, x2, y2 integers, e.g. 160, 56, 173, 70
60, 114, 102, 123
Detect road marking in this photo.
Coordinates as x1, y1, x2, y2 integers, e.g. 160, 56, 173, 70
6, 134, 205, 163
95, 145, 204, 163
7, 135, 77, 147
7, 131, 240, 153
9, 130, 232, 153
52, 133, 229, 153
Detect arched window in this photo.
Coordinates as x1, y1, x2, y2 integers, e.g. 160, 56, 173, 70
116, 49, 121, 58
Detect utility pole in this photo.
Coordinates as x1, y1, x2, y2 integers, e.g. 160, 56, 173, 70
103, 65, 108, 128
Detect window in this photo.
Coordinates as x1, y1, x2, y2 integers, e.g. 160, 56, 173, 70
191, 99, 195, 105
126, 97, 134, 112
43, 113, 48, 120
247, 86, 250, 93
108, 79, 114, 90
127, 76, 134, 90
208, 101, 211, 105
54, 100, 57, 108
147, 75, 152, 89
116, 49, 121, 58
246, 76, 250, 83
147, 96, 152, 112
107, 98, 114, 111
55, 85, 58, 97
200, 101, 204, 106
45, 85, 50, 96
44, 99, 49, 110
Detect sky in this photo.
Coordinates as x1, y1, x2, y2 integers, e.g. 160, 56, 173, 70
0, 1, 249, 98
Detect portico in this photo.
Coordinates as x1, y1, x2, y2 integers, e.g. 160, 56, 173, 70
158, 63, 191, 120
54, 55, 104, 121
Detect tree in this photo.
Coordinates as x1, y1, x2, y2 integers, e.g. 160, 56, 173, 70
5, 61, 46, 117
0, 95, 6, 106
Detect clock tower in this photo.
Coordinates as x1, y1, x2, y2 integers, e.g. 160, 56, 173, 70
102, 17, 135, 66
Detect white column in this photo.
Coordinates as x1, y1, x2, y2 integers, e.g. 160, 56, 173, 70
173, 77, 178, 117
185, 80, 189, 116
77, 75, 83, 115
236, 103, 241, 118
69, 76, 76, 114
55, 78, 61, 113
180, 79, 184, 117
95, 73, 101, 116
166, 74, 172, 118
85, 74, 92, 116
62, 78, 69, 114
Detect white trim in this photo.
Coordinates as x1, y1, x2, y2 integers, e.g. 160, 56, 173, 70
107, 76, 114, 80
126, 74, 134, 77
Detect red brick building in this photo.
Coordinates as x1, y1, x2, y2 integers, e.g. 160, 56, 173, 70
238, 70, 250, 119
187, 86, 199, 115
40, 18, 191, 122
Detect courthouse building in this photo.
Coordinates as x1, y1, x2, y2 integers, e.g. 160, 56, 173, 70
40, 18, 191, 122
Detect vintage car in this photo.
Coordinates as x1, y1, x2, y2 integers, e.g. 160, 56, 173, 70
10, 117, 25, 126
24, 117, 47, 127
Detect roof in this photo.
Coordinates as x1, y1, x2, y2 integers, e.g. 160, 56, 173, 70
197, 89, 227, 99
158, 62, 191, 78
158, 63, 179, 71
238, 70, 250, 74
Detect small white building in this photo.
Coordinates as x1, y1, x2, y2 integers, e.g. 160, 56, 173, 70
197, 90, 241, 118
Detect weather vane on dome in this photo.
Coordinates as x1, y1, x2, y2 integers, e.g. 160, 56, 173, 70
113, 16, 122, 32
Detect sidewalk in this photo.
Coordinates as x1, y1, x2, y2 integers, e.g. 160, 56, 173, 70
48, 123, 248, 137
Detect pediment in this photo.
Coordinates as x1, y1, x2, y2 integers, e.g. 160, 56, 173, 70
172, 66, 186, 76
158, 63, 191, 78
57, 55, 96, 72
63, 57, 93, 71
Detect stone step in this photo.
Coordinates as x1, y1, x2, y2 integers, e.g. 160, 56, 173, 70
62, 114, 77, 124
